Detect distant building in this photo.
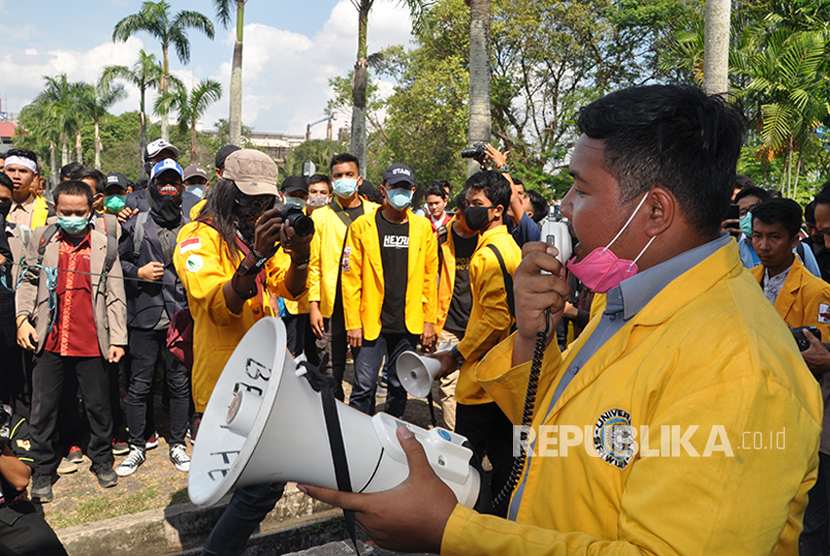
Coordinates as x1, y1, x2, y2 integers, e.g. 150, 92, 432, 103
0, 121, 18, 155
245, 131, 305, 163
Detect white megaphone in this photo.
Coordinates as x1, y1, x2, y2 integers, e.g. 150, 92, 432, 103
188, 317, 480, 509
396, 350, 443, 398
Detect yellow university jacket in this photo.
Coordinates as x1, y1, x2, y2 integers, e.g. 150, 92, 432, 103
341, 208, 438, 341
455, 225, 521, 405
441, 240, 822, 555
32, 195, 52, 229
308, 199, 379, 319
173, 222, 297, 412
436, 216, 482, 334
751, 257, 830, 340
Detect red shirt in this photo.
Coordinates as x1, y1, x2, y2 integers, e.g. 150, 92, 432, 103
44, 231, 100, 357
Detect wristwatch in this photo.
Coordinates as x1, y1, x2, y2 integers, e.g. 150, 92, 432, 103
497, 163, 512, 174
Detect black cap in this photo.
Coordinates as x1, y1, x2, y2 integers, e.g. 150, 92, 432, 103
281, 175, 309, 194
105, 172, 129, 192
215, 144, 242, 170
382, 163, 415, 187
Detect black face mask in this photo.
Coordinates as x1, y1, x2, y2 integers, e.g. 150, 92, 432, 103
148, 183, 183, 228
233, 194, 274, 245
0, 200, 11, 220
464, 205, 495, 232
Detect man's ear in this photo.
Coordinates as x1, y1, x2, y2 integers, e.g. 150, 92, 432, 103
643, 187, 674, 238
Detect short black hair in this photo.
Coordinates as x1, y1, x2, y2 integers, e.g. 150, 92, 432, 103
432, 179, 451, 196
751, 198, 802, 240
0, 172, 13, 192
465, 170, 511, 213
526, 190, 548, 223
455, 192, 468, 212
576, 84, 746, 235
735, 174, 755, 190
308, 174, 331, 193
54, 180, 93, 210
805, 201, 816, 225
77, 167, 107, 194
426, 182, 448, 200
358, 181, 383, 204
133, 178, 148, 191
60, 162, 84, 181
330, 153, 360, 172
734, 186, 771, 205
5, 148, 38, 170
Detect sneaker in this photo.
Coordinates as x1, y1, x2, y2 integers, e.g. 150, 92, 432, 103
145, 432, 159, 450
57, 457, 78, 474
92, 462, 118, 488
115, 447, 145, 477
112, 436, 129, 456
169, 443, 191, 473
31, 474, 53, 502
190, 413, 202, 445
67, 445, 83, 464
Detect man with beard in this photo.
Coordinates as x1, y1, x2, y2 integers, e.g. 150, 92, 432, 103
174, 149, 311, 556
116, 159, 192, 477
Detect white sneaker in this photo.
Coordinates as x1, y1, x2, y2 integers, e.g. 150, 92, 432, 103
169, 444, 191, 473
116, 447, 146, 477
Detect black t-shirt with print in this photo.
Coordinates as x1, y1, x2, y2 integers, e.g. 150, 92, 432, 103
444, 226, 477, 337
376, 211, 409, 334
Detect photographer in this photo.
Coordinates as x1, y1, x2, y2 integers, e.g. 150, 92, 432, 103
173, 149, 310, 556
0, 404, 68, 556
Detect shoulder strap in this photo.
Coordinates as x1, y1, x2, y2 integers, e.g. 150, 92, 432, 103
105, 234, 117, 271
133, 211, 149, 261
797, 241, 805, 263
329, 199, 363, 228
486, 243, 515, 319
17, 225, 32, 250
37, 224, 60, 265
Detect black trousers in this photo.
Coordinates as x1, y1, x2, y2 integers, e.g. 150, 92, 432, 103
284, 313, 320, 366
0, 342, 30, 420
0, 501, 68, 556
127, 328, 190, 448
329, 300, 348, 402
455, 401, 515, 517
30, 351, 113, 475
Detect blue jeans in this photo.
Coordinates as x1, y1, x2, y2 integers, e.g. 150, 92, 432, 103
201, 483, 285, 556
348, 332, 416, 418
802, 452, 830, 556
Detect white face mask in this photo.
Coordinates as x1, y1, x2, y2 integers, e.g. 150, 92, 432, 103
307, 194, 329, 208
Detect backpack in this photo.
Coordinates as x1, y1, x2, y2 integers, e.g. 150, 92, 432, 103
37, 223, 117, 276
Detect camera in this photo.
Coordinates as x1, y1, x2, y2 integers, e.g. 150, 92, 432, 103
279, 205, 314, 238
461, 142, 488, 165
792, 326, 821, 351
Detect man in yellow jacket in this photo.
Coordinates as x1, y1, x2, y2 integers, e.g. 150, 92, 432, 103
435, 201, 479, 431
750, 198, 830, 555
301, 85, 823, 556
342, 163, 438, 417
308, 154, 379, 400
431, 171, 522, 516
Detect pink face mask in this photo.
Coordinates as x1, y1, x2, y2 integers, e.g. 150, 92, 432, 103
566, 193, 656, 293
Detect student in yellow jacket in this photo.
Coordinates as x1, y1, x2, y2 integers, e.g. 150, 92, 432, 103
342, 163, 438, 417
308, 154, 379, 400
435, 205, 480, 431
749, 198, 830, 555
300, 85, 823, 556
431, 171, 522, 516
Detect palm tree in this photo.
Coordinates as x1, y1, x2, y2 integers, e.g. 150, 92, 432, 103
15, 99, 61, 186
702, 0, 730, 96
155, 79, 223, 164
348, 0, 431, 175
467, 0, 490, 177
40, 75, 87, 166
113, 0, 215, 142
82, 78, 128, 170
213, 0, 247, 146
102, 50, 183, 178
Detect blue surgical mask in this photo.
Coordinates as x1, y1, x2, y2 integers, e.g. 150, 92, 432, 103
58, 215, 90, 236
333, 178, 358, 199
740, 211, 753, 237
284, 196, 307, 210
386, 187, 413, 211
186, 185, 206, 199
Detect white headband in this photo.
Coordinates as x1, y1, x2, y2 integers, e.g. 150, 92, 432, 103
4, 156, 37, 173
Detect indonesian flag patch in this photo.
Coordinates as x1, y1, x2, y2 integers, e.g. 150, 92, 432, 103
819, 304, 830, 324
180, 237, 201, 255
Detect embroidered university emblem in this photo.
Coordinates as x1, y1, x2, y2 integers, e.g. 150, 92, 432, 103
593, 408, 636, 470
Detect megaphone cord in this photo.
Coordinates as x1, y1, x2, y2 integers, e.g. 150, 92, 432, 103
491, 307, 549, 512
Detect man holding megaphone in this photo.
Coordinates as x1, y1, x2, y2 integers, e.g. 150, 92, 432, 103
174, 149, 312, 556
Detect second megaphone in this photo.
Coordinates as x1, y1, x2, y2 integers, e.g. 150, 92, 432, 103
188, 317, 481, 509
396, 350, 443, 398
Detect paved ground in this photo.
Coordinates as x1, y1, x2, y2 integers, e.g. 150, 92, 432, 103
38, 360, 447, 537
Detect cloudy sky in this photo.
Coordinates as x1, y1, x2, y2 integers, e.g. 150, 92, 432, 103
0, 0, 414, 139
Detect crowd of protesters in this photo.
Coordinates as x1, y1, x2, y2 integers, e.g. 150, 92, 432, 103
2, 84, 830, 556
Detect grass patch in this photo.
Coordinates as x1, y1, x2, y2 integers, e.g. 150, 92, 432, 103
49, 485, 164, 529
